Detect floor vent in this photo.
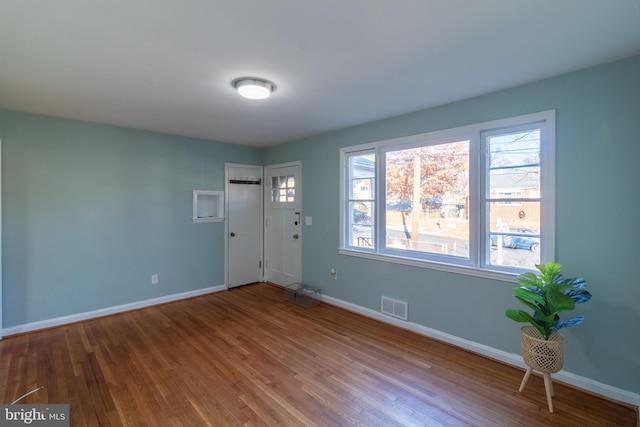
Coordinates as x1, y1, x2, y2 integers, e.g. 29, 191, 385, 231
381, 296, 408, 321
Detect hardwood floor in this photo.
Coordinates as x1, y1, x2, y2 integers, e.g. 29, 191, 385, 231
1, 283, 636, 426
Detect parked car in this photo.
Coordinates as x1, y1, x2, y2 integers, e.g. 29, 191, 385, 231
490, 227, 539, 252
386, 200, 412, 211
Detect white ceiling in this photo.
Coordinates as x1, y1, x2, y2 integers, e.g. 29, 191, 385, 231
1, 1, 639, 147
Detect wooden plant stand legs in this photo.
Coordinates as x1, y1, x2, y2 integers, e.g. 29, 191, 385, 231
543, 373, 555, 413
518, 366, 532, 393
519, 366, 555, 413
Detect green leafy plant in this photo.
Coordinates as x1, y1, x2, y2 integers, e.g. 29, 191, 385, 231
505, 262, 592, 340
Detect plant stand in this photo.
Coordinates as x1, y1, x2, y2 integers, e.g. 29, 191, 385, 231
518, 326, 564, 413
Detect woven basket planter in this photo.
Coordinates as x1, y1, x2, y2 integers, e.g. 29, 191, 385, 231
521, 325, 564, 373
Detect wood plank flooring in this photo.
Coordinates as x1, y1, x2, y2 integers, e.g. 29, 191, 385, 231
1, 283, 636, 426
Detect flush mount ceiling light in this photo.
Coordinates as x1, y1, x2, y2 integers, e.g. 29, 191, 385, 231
232, 78, 275, 100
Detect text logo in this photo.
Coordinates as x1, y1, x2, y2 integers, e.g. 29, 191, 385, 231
1, 405, 69, 426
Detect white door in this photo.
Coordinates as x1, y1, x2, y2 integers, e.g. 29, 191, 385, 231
265, 163, 301, 286
0, 139, 3, 339
226, 164, 263, 288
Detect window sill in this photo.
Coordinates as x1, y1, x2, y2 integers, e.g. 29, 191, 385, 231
338, 248, 519, 283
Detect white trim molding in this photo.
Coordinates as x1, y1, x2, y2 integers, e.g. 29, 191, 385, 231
0, 138, 3, 340
320, 293, 640, 409
2, 285, 226, 337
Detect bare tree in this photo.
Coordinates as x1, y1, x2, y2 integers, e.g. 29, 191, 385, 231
386, 142, 468, 205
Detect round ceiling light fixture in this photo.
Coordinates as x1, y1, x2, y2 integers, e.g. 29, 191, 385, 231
232, 78, 275, 100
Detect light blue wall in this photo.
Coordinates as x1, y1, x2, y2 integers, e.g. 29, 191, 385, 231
264, 56, 640, 394
1, 110, 262, 326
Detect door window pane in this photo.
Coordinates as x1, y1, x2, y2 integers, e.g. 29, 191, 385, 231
272, 174, 296, 202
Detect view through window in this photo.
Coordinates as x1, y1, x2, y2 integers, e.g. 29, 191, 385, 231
385, 141, 469, 258
485, 128, 541, 269
340, 111, 554, 276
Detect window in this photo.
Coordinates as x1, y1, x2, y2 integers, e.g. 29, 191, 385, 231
340, 111, 555, 278
385, 140, 470, 259
346, 151, 375, 248
484, 127, 544, 270
271, 175, 296, 202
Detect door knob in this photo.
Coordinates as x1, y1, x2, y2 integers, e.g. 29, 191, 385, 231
230, 232, 236, 237
293, 234, 299, 239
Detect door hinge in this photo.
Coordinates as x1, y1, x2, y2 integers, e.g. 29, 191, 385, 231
259, 260, 262, 269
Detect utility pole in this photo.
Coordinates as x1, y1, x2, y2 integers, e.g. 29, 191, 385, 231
411, 152, 421, 249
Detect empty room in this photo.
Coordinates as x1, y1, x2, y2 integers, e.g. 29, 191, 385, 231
1, 1, 639, 426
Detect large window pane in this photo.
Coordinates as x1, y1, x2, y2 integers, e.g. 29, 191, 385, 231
385, 141, 469, 258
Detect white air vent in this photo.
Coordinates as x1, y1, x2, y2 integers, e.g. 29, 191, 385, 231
381, 296, 408, 321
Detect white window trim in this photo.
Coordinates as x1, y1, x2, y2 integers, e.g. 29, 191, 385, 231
495, 191, 524, 206
339, 110, 555, 281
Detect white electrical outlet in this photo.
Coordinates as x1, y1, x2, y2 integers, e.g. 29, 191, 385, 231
151, 274, 158, 285
330, 268, 338, 280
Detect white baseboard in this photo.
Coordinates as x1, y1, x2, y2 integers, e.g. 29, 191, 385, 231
2, 285, 227, 337
320, 294, 640, 409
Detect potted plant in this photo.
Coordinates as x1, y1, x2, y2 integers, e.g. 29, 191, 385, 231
505, 262, 592, 412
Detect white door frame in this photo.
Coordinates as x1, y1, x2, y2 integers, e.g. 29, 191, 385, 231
264, 161, 302, 285
225, 163, 264, 287
0, 138, 3, 339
